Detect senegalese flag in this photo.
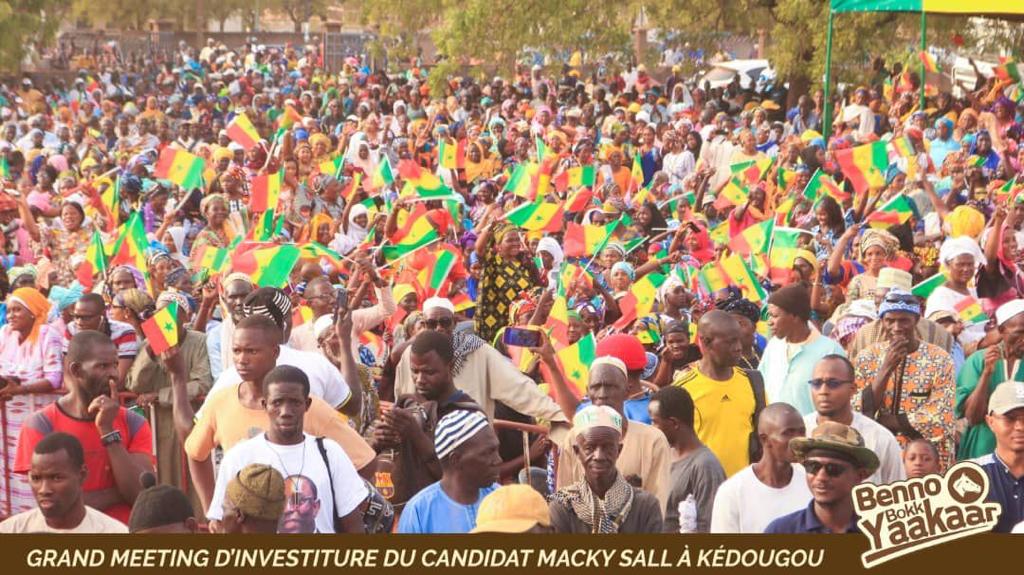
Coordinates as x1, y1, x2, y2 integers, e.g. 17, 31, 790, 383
540, 332, 597, 399
834, 141, 888, 195
0, 156, 9, 179
918, 51, 939, 74
707, 220, 730, 246
564, 220, 617, 258
504, 162, 539, 200
628, 152, 644, 194
803, 168, 850, 203
995, 177, 1018, 204
317, 155, 344, 178
954, 296, 988, 325
720, 253, 767, 302
865, 193, 915, 228
383, 207, 440, 261
110, 212, 150, 291
777, 166, 798, 191
729, 219, 774, 256
554, 165, 596, 192
276, 104, 302, 130
545, 293, 571, 347
230, 244, 301, 288
613, 272, 667, 329
911, 273, 947, 299
438, 139, 467, 170
697, 261, 730, 295
142, 301, 179, 354
450, 292, 475, 312
506, 200, 565, 233
715, 177, 750, 209
966, 155, 986, 168
397, 161, 447, 197
342, 172, 363, 202
731, 157, 773, 186
889, 135, 916, 159
153, 148, 204, 190
250, 170, 283, 213
101, 175, 120, 229
299, 242, 344, 271
768, 226, 805, 284
995, 58, 1022, 84
75, 230, 108, 289
416, 247, 459, 297
565, 187, 594, 212
226, 112, 260, 150
192, 245, 230, 275
535, 136, 549, 162
372, 156, 395, 189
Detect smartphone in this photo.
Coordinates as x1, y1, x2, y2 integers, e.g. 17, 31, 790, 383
333, 287, 349, 321
502, 327, 542, 348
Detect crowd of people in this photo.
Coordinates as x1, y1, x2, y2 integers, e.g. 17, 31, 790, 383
1, 36, 1024, 536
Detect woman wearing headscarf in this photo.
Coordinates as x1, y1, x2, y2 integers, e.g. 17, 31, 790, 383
609, 261, 635, 300
474, 220, 542, 344
826, 226, 900, 302
110, 288, 155, 336
978, 204, 1024, 317
536, 236, 564, 289
0, 287, 64, 515
330, 202, 371, 256
192, 194, 238, 254
925, 237, 987, 350
463, 141, 498, 184
669, 221, 714, 265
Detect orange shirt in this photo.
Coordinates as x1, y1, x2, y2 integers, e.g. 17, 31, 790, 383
183, 383, 375, 469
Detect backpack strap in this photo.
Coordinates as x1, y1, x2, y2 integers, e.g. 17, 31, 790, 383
314, 437, 342, 533
743, 368, 768, 463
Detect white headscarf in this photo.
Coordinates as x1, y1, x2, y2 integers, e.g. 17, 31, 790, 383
537, 237, 564, 269
939, 236, 986, 267
329, 203, 370, 255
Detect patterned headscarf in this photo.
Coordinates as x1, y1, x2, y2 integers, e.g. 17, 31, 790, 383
859, 228, 899, 259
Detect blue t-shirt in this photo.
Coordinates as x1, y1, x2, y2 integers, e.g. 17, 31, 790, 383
396, 481, 499, 534
577, 394, 652, 425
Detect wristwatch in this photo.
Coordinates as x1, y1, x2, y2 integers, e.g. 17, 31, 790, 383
101, 430, 123, 447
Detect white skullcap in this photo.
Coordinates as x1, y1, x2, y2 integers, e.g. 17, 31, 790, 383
434, 410, 489, 460
423, 296, 455, 314
573, 405, 623, 434
313, 315, 334, 340
996, 300, 1024, 327
590, 356, 628, 378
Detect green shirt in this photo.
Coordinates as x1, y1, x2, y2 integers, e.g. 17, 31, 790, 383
955, 347, 1024, 460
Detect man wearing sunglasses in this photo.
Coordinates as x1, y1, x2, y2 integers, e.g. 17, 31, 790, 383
764, 421, 879, 533
804, 355, 905, 485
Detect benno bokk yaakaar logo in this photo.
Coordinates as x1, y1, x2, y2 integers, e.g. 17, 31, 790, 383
853, 461, 1000, 568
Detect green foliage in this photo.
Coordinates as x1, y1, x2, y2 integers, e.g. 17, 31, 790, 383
0, 0, 67, 72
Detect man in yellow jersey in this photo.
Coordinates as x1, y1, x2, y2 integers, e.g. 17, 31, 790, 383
673, 310, 765, 477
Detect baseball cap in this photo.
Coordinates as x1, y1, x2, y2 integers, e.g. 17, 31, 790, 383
790, 421, 880, 474
989, 381, 1024, 415
596, 334, 647, 371
470, 485, 551, 533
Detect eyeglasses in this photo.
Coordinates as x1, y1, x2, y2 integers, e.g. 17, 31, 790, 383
883, 293, 918, 305
808, 378, 852, 389
803, 460, 852, 478
422, 317, 454, 330
992, 412, 1024, 426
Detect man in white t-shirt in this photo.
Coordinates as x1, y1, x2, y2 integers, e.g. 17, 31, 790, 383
208, 365, 368, 534
711, 403, 811, 533
198, 287, 354, 418
0, 433, 127, 534
803, 355, 905, 485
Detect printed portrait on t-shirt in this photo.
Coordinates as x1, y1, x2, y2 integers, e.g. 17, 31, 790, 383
279, 475, 321, 534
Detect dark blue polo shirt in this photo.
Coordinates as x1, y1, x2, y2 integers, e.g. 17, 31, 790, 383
764, 500, 861, 534
973, 452, 1024, 533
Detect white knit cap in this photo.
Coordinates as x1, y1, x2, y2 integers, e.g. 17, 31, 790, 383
313, 315, 335, 340
590, 356, 628, 378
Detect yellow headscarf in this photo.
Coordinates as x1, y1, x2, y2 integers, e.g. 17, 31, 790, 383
945, 205, 985, 239
8, 287, 51, 343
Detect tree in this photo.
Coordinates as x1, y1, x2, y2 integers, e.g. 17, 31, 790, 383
204, 0, 248, 32
70, 0, 157, 31
0, 0, 67, 72
269, 0, 329, 33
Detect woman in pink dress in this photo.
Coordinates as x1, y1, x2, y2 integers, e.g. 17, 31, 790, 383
0, 287, 64, 516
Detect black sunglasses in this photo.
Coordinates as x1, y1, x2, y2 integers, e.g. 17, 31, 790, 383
422, 317, 454, 329
808, 378, 852, 389
804, 460, 852, 478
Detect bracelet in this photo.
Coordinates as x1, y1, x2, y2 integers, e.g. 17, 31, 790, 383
101, 429, 123, 447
